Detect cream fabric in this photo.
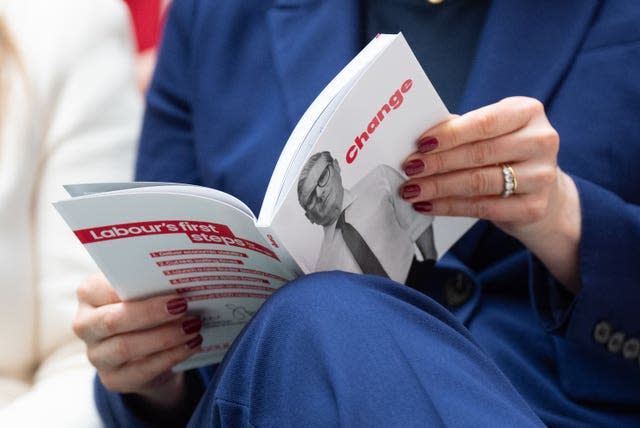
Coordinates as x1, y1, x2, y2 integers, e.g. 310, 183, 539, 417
0, 0, 141, 425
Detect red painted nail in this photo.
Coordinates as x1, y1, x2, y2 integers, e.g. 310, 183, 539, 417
413, 201, 433, 212
418, 137, 438, 153
166, 297, 188, 315
186, 334, 203, 349
182, 318, 202, 335
402, 184, 421, 199
404, 159, 425, 176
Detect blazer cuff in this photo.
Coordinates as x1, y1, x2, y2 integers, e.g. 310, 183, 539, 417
530, 174, 640, 367
94, 370, 206, 428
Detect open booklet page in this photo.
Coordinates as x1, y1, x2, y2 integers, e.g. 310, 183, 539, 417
260, 34, 398, 220
262, 33, 476, 283
55, 189, 299, 370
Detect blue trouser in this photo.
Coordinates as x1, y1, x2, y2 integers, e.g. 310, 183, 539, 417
187, 271, 543, 427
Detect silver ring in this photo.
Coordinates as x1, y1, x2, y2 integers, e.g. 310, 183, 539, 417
501, 164, 517, 198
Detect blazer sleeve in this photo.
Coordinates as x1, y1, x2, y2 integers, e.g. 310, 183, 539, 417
0, 0, 141, 426
531, 175, 640, 358
134, 0, 200, 184
94, 369, 207, 428
529, 7, 640, 376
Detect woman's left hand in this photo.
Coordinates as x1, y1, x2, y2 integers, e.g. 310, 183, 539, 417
401, 96, 582, 291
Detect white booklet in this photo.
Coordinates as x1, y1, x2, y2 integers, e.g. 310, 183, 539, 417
54, 33, 476, 370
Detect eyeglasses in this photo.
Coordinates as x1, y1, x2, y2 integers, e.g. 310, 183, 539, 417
304, 164, 332, 211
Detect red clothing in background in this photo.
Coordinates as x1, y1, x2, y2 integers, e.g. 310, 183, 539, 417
123, 0, 162, 52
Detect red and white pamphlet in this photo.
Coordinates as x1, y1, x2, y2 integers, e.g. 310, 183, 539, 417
55, 34, 476, 370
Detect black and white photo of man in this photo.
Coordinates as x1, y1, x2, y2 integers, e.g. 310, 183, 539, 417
297, 151, 437, 283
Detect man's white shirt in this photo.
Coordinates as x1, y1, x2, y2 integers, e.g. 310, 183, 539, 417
315, 165, 434, 283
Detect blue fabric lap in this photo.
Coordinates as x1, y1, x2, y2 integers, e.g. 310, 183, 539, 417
188, 271, 543, 427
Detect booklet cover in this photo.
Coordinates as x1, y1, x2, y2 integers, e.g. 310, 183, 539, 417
54, 33, 476, 370
261, 33, 476, 283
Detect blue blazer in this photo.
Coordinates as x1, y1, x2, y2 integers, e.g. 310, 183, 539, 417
96, 0, 640, 426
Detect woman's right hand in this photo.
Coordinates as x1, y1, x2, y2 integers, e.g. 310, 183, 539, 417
73, 274, 203, 409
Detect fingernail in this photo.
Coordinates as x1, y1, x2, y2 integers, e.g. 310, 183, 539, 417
182, 318, 202, 335
413, 201, 433, 212
166, 297, 188, 315
418, 136, 438, 153
403, 159, 424, 176
402, 184, 421, 199
186, 334, 203, 349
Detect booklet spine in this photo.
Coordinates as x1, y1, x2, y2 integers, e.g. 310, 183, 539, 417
255, 225, 305, 278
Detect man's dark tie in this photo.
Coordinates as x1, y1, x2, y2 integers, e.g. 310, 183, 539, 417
336, 210, 389, 278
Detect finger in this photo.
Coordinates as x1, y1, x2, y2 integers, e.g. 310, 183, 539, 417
73, 293, 188, 344
88, 317, 202, 370
412, 193, 551, 225
76, 273, 121, 307
401, 162, 556, 201
404, 127, 546, 177
98, 336, 203, 394
417, 97, 543, 153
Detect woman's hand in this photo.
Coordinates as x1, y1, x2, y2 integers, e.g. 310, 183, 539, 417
73, 274, 203, 409
401, 97, 582, 292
